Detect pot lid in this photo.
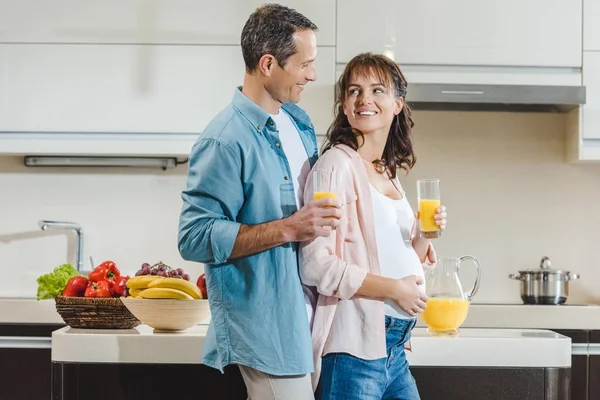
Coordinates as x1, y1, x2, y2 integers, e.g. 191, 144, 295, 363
518, 256, 569, 275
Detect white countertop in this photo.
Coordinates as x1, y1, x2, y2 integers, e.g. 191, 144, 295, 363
0, 299, 63, 324
416, 303, 600, 330
2, 298, 600, 332
3, 298, 600, 333
51, 324, 571, 368
407, 328, 570, 367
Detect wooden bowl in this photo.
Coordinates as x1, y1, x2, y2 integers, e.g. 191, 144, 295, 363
55, 296, 141, 329
120, 298, 210, 332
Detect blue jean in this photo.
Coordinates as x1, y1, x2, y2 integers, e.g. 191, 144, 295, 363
317, 316, 420, 400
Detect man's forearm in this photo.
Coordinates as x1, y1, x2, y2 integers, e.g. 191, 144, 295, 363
229, 219, 291, 260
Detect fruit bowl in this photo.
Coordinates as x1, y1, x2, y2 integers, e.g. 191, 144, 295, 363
55, 296, 141, 329
120, 298, 210, 332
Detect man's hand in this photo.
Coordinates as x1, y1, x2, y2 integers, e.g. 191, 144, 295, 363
283, 198, 342, 242
391, 275, 428, 317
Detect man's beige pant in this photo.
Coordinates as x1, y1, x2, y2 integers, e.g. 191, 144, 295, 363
238, 365, 315, 400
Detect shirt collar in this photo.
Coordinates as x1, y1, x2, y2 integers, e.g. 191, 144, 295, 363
232, 87, 314, 132
232, 87, 272, 133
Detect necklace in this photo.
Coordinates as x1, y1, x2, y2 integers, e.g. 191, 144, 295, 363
372, 159, 387, 174
360, 154, 387, 174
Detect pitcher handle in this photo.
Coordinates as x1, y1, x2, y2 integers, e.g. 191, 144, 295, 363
459, 255, 481, 301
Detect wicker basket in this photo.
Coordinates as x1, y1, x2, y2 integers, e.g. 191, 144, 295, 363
55, 296, 141, 329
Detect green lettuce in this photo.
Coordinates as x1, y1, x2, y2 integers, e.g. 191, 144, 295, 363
36, 264, 81, 300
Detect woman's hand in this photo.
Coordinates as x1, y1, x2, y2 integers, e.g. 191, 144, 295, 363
433, 205, 447, 231
392, 275, 428, 317
412, 205, 447, 263
412, 205, 447, 240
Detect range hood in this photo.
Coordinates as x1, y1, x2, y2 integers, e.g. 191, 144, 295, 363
405, 83, 586, 113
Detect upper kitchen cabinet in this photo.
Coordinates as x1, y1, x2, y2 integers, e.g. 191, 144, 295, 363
337, 0, 582, 68
0, 44, 334, 155
0, 44, 244, 135
584, 0, 600, 51
566, 52, 600, 161
0, 0, 335, 46
583, 52, 600, 140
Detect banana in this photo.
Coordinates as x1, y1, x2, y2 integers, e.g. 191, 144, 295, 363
126, 275, 164, 290
137, 287, 194, 300
147, 277, 203, 300
129, 288, 144, 297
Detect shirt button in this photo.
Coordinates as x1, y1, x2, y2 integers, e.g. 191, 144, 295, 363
276, 142, 281, 147
268, 120, 274, 126
257, 125, 262, 131
284, 176, 290, 180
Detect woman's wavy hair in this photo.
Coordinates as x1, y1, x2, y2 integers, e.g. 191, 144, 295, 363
322, 53, 416, 178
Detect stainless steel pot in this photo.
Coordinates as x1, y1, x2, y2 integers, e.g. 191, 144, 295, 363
509, 256, 580, 305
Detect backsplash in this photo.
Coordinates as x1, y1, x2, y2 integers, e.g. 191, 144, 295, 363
1, 111, 600, 302
402, 110, 600, 305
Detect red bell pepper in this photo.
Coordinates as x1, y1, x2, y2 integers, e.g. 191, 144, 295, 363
196, 273, 208, 299
62, 276, 89, 297
88, 261, 120, 285
111, 275, 130, 297
84, 280, 112, 298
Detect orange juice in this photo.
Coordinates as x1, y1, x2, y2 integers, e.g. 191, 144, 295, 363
421, 298, 469, 333
314, 192, 337, 218
314, 191, 337, 201
418, 198, 441, 232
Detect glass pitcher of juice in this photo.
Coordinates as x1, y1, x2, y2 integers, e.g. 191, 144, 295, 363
421, 256, 481, 335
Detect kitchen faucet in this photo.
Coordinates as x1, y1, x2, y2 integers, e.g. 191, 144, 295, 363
38, 220, 84, 272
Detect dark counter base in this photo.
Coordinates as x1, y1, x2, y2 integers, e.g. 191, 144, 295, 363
412, 366, 570, 400
52, 362, 247, 400
52, 362, 570, 400
0, 323, 65, 400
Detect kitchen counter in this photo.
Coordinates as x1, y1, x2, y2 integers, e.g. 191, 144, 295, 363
0, 299, 63, 324
51, 324, 571, 368
417, 302, 600, 330
50, 325, 572, 400
3, 298, 600, 331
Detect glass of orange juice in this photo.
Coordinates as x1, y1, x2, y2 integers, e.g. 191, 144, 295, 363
313, 170, 337, 224
313, 169, 337, 202
417, 179, 441, 239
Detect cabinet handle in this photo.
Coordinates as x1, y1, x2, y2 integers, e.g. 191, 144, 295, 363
588, 343, 600, 356
0, 336, 51, 349
441, 90, 485, 96
572, 343, 589, 355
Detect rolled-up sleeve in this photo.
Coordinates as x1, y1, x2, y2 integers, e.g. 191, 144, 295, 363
178, 138, 243, 265
299, 155, 367, 300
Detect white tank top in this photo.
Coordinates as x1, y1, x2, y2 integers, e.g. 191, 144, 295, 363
369, 184, 426, 319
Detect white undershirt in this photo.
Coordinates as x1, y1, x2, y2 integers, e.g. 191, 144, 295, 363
369, 184, 426, 319
269, 109, 311, 208
270, 109, 315, 325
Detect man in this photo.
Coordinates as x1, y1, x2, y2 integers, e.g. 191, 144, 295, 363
178, 4, 340, 399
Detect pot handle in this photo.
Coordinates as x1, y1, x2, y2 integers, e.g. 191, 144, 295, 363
508, 274, 523, 280
566, 273, 580, 281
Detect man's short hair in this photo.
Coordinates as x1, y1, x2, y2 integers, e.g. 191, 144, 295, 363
241, 3, 318, 72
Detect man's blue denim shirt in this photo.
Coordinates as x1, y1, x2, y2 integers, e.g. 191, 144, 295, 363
178, 88, 318, 375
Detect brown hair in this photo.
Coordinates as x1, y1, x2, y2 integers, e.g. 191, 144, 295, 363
322, 53, 416, 178
241, 4, 318, 72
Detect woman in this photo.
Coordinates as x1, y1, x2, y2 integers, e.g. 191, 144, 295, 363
300, 53, 447, 400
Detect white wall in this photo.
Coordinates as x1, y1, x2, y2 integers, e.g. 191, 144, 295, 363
0, 159, 196, 297
3, 111, 600, 303
401, 111, 600, 305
